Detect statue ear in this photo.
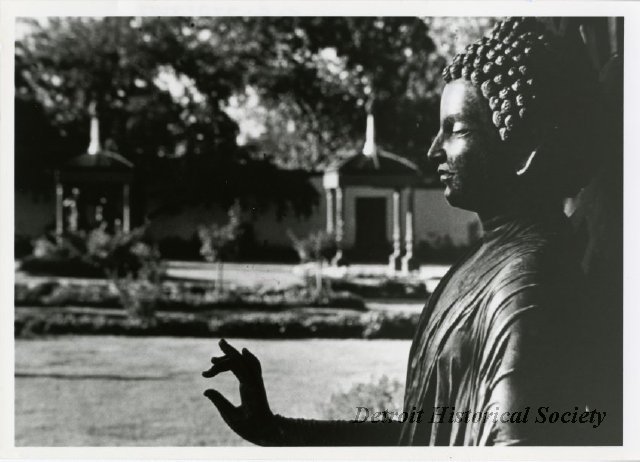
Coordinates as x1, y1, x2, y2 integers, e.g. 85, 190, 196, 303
515, 125, 559, 177
516, 149, 538, 176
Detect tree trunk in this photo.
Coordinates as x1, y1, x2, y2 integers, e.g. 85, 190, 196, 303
316, 259, 323, 296
218, 260, 224, 295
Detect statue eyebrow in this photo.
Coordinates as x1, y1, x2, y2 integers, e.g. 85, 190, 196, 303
442, 113, 477, 127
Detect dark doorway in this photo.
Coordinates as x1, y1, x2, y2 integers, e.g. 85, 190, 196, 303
353, 197, 389, 262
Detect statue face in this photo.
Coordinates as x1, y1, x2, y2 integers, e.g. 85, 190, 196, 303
428, 79, 512, 212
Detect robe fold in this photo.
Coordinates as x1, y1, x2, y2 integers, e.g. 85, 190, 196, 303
399, 212, 597, 445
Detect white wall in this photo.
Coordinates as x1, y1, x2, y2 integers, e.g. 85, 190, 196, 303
15, 177, 480, 250
147, 176, 325, 247
414, 189, 479, 246
336, 185, 479, 248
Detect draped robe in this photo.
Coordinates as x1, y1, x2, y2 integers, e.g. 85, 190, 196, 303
273, 212, 602, 446
398, 212, 596, 445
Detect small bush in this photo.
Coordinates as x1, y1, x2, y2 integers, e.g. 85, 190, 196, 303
20, 226, 164, 321
15, 306, 420, 339
362, 311, 420, 339
21, 227, 164, 280
288, 230, 337, 264
330, 276, 428, 300
15, 279, 367, 311
321, 375, 404, 420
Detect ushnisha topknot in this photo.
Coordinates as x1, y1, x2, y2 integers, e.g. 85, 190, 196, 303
442, 17, 566, 144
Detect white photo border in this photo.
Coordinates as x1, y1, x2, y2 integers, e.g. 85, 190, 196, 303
1, 1, 638, 460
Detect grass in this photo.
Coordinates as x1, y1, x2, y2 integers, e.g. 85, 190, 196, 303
15, 336, 410, 446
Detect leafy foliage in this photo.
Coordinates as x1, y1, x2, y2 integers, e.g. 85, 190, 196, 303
15, 18, 449, 194
422, 17, 498, 63
321, 375, 404, 420
15, 17, 500, 217
197, 203, 243, 264
24, 226, 164, 320
197, 203, 244, 293
288, 229, 337, 264
288, 229, 338, 294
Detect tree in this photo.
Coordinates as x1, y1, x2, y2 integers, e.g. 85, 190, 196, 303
15, 18, 244, 201
224, 17, 445, 168
197, 203, 243, 294
288, 229, 337, 295
16, 17, 494, 210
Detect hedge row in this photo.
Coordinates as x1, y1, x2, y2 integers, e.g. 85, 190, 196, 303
15, 279, 366, 311
15, 309, 420, 339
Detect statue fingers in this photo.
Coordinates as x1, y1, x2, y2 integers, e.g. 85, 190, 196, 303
211, 355, 227, 365
202, 356, 233, 378
204, 388, 242, 424
241, 347, 262, 376
218, 339, 251, 378
219, 339, 243, 360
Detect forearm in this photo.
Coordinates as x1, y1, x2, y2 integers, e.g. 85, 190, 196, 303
270, 415, 403, 446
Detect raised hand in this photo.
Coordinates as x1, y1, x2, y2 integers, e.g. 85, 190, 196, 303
202, 339, 281, 446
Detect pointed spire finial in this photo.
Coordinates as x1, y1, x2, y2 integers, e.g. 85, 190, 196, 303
362, 113, 377, 158
361, 92, 379, 168
87, 101, 101, 155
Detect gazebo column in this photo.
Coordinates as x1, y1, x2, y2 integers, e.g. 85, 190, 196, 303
122, 184, 131, 233
332, 187, 347, 266
402, 188, 419, 273
55, 179, 64, 236
388, 188, 403, 272
325, 188, 335, 234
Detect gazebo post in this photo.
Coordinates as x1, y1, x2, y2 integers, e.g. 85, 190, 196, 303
122, 184, 131, 233
332, 187, 347, 266
55, 176, 64, 236
402, 187, 419, 273
325, 188, 335, 234
388, 188, 403, 272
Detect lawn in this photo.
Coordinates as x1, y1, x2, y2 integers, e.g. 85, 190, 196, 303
15, 336, 410, 446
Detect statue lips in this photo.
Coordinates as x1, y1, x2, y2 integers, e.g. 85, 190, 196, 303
438, 167, 453, 183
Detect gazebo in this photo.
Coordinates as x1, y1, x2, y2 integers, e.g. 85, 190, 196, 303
54, 113, 134, 235
323, 114, 425, 272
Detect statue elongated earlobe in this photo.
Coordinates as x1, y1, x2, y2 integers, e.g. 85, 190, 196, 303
516, 149, 537, 176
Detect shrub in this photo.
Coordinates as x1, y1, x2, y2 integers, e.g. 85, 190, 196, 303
320, 375, 404, 420
15, 303, 422, 339
21, 226, 164, 322
288, 230, 337, 295
362, 311, 420, 339
288, 230, 337, 264
15, 279, 367, 311
329, 276, 429, 300
197, 203, 243, 294
21, 227, 164, 280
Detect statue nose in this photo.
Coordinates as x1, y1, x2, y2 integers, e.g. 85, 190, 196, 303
427, 134, 446, 164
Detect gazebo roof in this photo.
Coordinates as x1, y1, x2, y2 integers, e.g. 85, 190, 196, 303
64, 150, 134, 171
323, 148, 436, 189
326, 148, 421, 176
55, 112, 134, 183
57, 150, 134, 183
323, 113, 439, 189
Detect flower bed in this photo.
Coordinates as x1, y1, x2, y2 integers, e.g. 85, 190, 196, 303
14, 308, 419, 339
15, 278, 366, 311
328, 276, 428, 299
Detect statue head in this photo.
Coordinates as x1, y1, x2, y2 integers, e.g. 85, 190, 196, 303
428, 17, 600, 213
